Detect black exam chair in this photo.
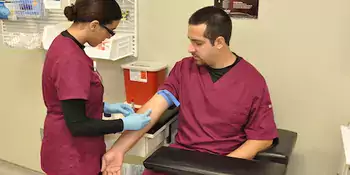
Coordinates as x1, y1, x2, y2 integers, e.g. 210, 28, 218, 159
255, 129, 298, 165
143, 147, 287, 175
143, 129, 297, 175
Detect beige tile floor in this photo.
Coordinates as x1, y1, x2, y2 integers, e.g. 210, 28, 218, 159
0, 159, 43, 175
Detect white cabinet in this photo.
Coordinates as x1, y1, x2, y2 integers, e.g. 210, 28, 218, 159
339, 125, 350, 175
1, 0, 138, 61
104, 115, 178, 157
42, 0, 138, 60
43, 0, 62, 10
84, 34, 134, 61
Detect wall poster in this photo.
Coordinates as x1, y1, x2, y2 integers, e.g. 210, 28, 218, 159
214, 0, 259, 19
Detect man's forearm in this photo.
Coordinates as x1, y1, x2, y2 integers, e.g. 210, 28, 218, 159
109, 94, 169, 154
227, 140, 273, 160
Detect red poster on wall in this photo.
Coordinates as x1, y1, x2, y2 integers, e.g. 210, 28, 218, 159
214, 0, 259, 19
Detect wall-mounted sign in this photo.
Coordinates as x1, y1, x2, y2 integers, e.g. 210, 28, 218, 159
214, 0, 259, 19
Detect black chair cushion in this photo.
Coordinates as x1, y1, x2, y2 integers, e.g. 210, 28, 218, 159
144, 146, 287, 175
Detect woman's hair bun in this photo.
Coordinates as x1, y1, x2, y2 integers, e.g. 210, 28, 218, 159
64, 4, 77, 21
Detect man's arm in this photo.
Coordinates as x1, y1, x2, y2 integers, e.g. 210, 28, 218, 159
228, 82, 277, 160
108, 94, 169, 154
227, 140, 273, 160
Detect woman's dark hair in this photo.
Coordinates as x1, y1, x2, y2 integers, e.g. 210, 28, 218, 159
189, 6, 232, 46
64, 0, 122, 25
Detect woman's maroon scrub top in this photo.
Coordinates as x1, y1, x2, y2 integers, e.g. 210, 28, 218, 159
41, 33, 105, 175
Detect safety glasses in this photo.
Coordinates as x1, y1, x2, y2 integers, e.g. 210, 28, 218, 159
100, 24, 115, 36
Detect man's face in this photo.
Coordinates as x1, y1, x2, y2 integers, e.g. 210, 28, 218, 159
187, 24, 217, 66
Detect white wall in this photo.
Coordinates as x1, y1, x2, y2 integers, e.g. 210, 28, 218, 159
138, 0, 350, 175
231, 0, 350, 174
0, 0, 349, 174
0, 47, 46, 171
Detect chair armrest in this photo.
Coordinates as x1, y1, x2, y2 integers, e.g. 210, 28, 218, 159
146, 107, 179, 134
144, 146, 287, 175
255, 129, 298, 164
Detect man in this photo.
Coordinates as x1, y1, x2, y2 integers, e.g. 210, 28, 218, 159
101, 6, 278, 175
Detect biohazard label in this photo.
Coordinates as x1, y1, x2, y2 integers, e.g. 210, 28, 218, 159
130, 70, 147, 83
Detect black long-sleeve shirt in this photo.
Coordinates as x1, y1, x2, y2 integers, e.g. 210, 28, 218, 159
59, 31, 124, 137
61, 99, 124, 137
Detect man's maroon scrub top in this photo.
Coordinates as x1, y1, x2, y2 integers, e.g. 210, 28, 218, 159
160, 57, 278, 155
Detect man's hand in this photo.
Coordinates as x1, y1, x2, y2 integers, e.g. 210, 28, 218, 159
101, 149, 124, 175
101, 94, 169, 175
227, 140, 273, 160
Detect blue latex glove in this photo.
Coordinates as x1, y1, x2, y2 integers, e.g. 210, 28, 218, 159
104, 102, 135, 116
0, 2, 10, 19
121, 109, 152, 131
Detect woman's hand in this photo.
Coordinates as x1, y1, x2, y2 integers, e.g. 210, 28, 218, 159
121, 109, 152, 131
104, 102, 135, 116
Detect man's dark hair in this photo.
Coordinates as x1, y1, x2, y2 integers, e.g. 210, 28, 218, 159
189, 6, 232, 46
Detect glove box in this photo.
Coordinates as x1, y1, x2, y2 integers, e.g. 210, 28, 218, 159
104, 108, 179, 157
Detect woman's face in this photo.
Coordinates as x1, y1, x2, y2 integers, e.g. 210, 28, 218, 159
86, 20, 120, 47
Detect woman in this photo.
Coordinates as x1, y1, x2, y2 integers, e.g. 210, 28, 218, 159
40, 0, 151, 174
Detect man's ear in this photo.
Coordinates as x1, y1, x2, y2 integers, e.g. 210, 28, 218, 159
214, 36, 226, 49
89, 20, 100, 32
